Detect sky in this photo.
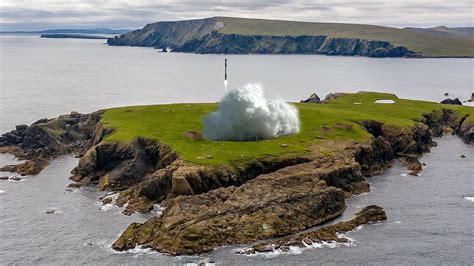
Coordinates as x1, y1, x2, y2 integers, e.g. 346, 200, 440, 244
0, 0, 472, 31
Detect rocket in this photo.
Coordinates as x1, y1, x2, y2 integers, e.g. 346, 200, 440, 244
224, 58, 228, 94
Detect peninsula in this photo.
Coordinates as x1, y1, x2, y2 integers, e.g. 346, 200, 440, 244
0, 92, 473, 255
107, 17, 474, 58
40, 34, 109, 39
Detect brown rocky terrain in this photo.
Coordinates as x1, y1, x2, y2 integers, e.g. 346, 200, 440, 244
237, 205, 387, 255
0, 111, 105, 175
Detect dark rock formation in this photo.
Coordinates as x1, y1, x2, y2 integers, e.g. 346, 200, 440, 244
0, 112, 104, 175
322, 93, 346, 103
173, 32, 415, 57
441, 98, 462, 105
457, 116, 474, 145
69, 137, 178, 191
300, 93, 321, 103
238, 205, 386, 255
467, 93, 474, 102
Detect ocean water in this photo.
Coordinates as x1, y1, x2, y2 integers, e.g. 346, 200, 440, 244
0, 34, 473, 265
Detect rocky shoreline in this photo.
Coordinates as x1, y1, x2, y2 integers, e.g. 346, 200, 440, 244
0, 98, 473, 256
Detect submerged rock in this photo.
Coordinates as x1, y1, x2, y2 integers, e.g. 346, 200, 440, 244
405, 158, 423, 176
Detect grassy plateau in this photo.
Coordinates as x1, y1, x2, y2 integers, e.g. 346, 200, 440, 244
216, 17, 474, 57
101, 92, 473, 165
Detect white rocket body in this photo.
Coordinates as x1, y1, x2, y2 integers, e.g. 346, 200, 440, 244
224, 58, 228, 94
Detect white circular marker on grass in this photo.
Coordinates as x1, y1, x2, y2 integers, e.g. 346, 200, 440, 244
374, 99, 395, 104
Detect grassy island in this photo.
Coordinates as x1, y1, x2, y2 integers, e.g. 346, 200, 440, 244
101, 92, 473, 165
1, 92, 473, 255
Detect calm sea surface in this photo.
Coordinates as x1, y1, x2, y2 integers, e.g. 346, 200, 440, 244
0, 34, 473, 265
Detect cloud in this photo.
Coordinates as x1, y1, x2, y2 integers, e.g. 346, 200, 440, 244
203, 84, 300, 141
0, 0, 472, 31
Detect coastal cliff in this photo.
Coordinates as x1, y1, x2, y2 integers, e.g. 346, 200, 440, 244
107, 17, 474, 57
1, 92, 473, 255
107, 18, 413, 57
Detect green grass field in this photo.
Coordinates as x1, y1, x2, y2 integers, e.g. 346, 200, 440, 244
216, 17, 474, 57
101, 92, 473, 165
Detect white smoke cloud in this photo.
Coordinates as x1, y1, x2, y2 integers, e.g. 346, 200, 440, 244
203, 84, 300, 141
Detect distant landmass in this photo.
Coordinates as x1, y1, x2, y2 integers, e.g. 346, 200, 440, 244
404, 26, 474, 39
40, 34, 109, 39
107, 17, 474, 58
1, 28, 130, 35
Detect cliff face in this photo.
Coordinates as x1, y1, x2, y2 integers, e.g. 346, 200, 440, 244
107, 18, 414, 57
175, 32, 413, 57
107, 18, 218, 47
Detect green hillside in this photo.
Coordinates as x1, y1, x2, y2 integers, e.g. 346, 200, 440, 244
216, 17, 474, 57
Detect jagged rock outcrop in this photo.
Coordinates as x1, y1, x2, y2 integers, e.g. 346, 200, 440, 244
441, 98, 462, 105
238, 205, 386, 255
107, 18, 415, 57
0, 111, 104, 175
321, 92, 347, 103
69, 137, 178, 190
457, 116, 474, 144
300, 93, 321, 103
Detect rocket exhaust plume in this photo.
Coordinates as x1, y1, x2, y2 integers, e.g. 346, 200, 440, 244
203, 84, 300, 141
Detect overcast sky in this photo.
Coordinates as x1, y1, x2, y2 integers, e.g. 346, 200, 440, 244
1, 0, 472, 31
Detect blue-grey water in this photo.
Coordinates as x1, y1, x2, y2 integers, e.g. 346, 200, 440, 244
0, 34, 473, 265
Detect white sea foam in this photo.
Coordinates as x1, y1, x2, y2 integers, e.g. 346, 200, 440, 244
98, 193, 119, 211
464, 196, 474, 202
203, 84, 300, 141
151, 204, 166, 216
0, 189, 5, 194
354, 192, 371, 197
239, 237, 356, 257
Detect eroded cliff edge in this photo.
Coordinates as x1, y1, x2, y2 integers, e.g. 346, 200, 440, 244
0, 101, 473, 255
